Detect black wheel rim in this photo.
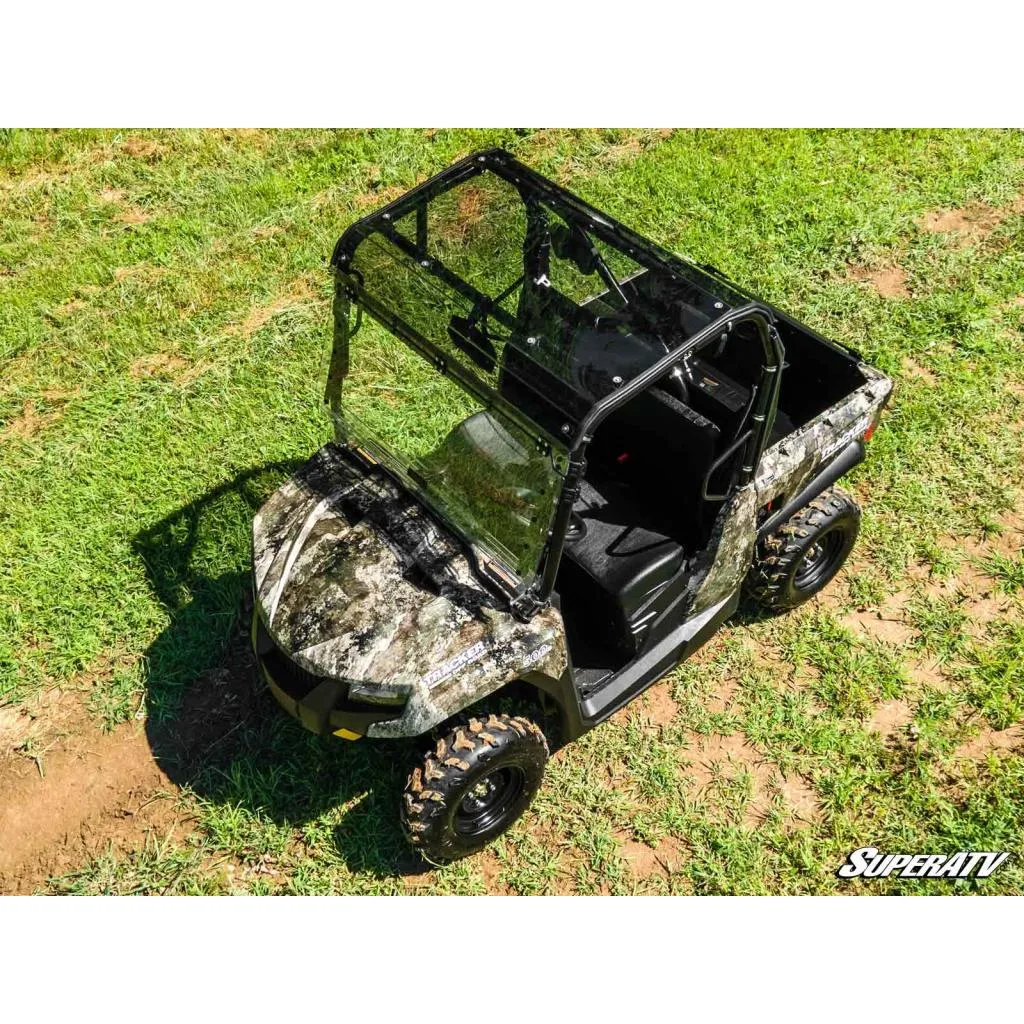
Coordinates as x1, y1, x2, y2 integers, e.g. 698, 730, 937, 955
454, 766, 526, 838
794, 529, 846, 591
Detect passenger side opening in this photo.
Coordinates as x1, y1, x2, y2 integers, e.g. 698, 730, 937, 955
554, 383, 723, 683
495, 322, 742, 684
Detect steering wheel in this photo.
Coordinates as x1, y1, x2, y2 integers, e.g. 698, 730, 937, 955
587, 308, 692, 405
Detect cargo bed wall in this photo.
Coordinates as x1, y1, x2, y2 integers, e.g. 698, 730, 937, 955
685, 311, 867, 442
773, 316, 866, 428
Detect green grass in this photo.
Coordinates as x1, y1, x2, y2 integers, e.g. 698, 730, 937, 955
3, 129, 1024, 894
986, 549, 1024, 593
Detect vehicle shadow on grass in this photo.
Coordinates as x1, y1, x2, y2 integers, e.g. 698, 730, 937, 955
134, 462, 429, 881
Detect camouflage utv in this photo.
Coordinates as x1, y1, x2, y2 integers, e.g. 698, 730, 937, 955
251, 149, 892, 862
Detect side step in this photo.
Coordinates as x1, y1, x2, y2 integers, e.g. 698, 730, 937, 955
580, 591, 738, 726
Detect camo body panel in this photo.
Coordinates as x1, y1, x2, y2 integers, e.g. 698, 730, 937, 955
686, 365, 892, 617
252, 444, 567, 738
753, 364, 891, 508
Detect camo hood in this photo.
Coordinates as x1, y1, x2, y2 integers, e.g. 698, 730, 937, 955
252, 444, 567, 734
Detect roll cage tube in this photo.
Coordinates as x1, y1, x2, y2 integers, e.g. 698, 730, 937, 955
518, 303, 784, 616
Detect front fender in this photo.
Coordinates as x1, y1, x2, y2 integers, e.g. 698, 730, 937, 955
366, 603, 568, 737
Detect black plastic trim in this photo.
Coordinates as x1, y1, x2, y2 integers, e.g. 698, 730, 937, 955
757, 440, 865, 540
581, 589, 738, 726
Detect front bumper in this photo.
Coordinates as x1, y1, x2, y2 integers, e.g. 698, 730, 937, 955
251, 614, 404, 740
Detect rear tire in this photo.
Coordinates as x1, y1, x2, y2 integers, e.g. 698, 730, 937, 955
401, 713, 548, 863
746, 487, 860, 611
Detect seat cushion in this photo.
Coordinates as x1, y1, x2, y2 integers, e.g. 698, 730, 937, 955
566, 479, 684, 622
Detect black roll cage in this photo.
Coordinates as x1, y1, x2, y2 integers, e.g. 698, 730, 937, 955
330, 149, 785, 616
529, 303, 783, 614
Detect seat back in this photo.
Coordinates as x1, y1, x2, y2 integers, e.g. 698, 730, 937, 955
586, 387, 721, 548
499, 336, 587, 440
499, 339, 723, 549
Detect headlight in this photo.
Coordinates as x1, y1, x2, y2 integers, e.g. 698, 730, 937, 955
346, 682, 408, 707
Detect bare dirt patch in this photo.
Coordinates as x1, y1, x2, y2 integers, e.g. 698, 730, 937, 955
946, 576, 1014, 632
600, 136, 644, 165
0, 396, 67, 441
848, 264, 910, 298
216, 129, 271, 148
841, 605, 917, 647
0, 632, 269, 894
231, 278, 318, 338
476, 852, 512, 895
901, 357, 938, 385
98, 185, 153, 225
842, 587, 917, 646
353, 179, 405, 211
130, 351, 190, 380
594, 131, 673, 169
403, 848, 513, 894
0, 695, 186, 894
918, 194, 1024, 244
113, 263, 164, 284
969, 509, 1024, 563
921, 205, 999, 236
455, 185, 487, 229
748, 639, 801, 686
617, 831, 686, 878
908, 658, 952, 692
0, 167, 62, 192
954, 724, 1023, 760
706, 676, 739, 714
121, 137, 166, 162
684, 734, 766, 815
865, 699, 915, 739
0, 687, 69, 758
922, 511, 1023, 629
0, 705, 32, 751
53, 298, 86, 319
681, 732, 821, 828
966, 594, 1008, 625
637, 681, 679, 727
777, 774, 820, 824
114, 206, 152, 226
